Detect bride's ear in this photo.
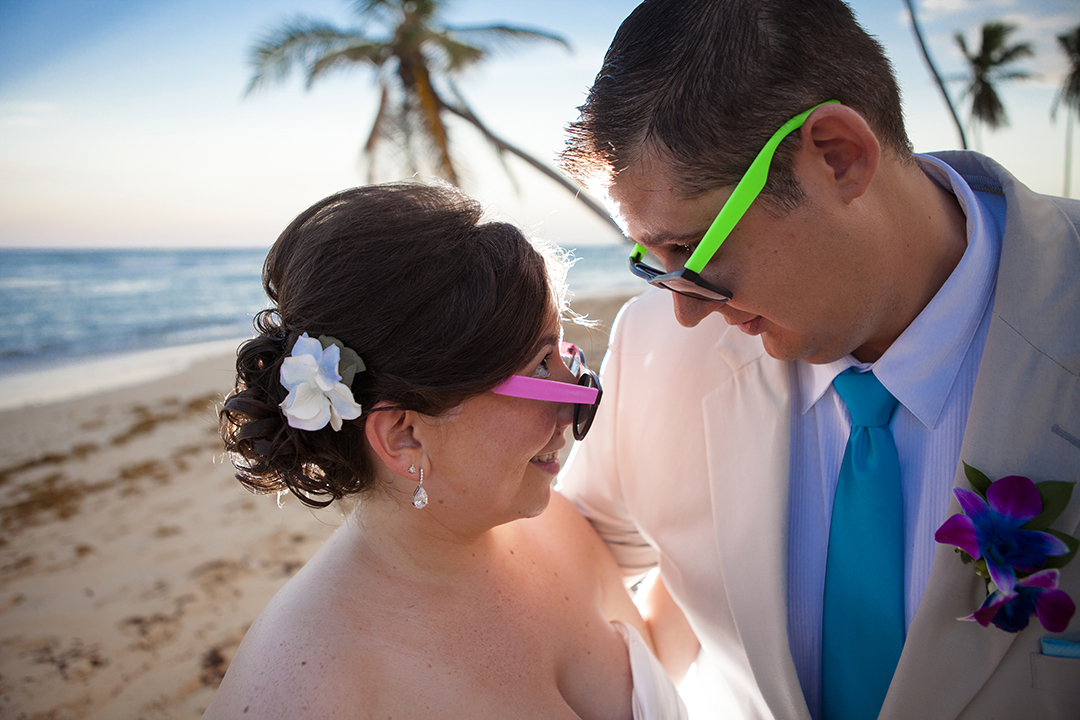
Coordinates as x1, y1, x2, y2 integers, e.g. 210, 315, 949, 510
364, 402, 424, 477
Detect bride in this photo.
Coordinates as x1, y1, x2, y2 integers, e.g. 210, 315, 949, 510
203, 183, 691, 719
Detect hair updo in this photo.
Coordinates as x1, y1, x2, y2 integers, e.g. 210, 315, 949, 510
220, 182, 564, 507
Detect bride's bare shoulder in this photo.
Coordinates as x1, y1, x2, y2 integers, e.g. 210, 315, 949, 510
201, 531, 387, 719
525, 490, 611, 562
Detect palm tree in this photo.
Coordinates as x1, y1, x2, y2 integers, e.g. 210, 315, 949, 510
247, 0, 619, 230
1051, 25, 1080, 197
902, 0, 966, 149
953, 22, 1034, 149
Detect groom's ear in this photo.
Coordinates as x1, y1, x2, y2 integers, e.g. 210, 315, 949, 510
798, 102, 880, 205
364, 402, 423, 476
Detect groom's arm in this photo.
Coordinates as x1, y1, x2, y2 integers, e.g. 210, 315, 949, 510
636, 569, 700, 684
558, 298, 659, 583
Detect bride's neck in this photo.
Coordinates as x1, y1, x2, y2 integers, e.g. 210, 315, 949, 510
345, 493, 513, 583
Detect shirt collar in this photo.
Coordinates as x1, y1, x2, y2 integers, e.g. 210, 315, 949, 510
798, 154, 1002, 426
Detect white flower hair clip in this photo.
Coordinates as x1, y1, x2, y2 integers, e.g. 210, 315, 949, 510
279, 333, 365, 431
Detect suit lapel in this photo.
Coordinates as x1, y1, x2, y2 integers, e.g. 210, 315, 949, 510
703, 351, 812, 720
883, 172, 1080, 718
882, 317, 1069, 720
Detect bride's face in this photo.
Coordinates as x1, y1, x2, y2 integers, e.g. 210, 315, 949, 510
421, 319, 576, 532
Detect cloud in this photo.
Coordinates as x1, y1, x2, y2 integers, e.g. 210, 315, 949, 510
919, 0, 1017, 20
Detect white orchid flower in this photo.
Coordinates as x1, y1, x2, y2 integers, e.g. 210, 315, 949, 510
279, 333, 363, 431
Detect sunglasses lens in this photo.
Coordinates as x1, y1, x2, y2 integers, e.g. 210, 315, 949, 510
572, 371, 602, 441
629, 255, 731, 303
658, 274, 732, 303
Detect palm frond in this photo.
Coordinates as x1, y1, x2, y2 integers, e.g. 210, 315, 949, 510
246, 18, 367, 94
953, 21, 1032, 132
992, 70, 1031, 82
954, 32, 971, 60
996, 43, 1034, 66
308, 42, 387, 86
350, 0, 405, 25
245, 0, 616, 234
444, 24, 570, 54
440, 95, 620, 232
1052, 27, 1080, 119
971, 85, 1007, 128
423, 33, 487, 73
364, 82, 392, 155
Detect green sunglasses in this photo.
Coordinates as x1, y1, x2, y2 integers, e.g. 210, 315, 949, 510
628, 100, 840, 303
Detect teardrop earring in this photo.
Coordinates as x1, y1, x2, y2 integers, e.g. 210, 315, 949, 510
412, 468, 428, 509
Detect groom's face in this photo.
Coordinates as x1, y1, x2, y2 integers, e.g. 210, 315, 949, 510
607, 153, 886, 365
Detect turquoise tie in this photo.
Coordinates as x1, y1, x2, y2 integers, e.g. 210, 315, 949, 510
822, 369, 905, 720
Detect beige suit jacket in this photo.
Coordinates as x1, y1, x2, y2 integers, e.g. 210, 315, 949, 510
560, 152, 1080, 719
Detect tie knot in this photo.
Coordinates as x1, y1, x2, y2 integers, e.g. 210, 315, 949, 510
833, 369, 897, 428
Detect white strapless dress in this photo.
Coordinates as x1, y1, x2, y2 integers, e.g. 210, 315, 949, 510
613, 621, 689, 720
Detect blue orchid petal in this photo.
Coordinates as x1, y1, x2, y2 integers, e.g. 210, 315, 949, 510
954, 487, 989, 520
934, 513, 982, 560
985, 475, 1042, 525
966, 588, 1014, 627
990, 588, 1037, 633
1021, 569, 1062, 590
941, 468, 1078, 636
1035, 588, 1077, 633
1006, 529, 1071, 571
985, 556, 1018, 595
974, 571, 1077, 634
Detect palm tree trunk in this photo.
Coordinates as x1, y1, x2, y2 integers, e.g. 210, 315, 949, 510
1066, 104, 1074, 197
440, 102, 624, 236
412, 64, 459, 186
903, 0, 968, 150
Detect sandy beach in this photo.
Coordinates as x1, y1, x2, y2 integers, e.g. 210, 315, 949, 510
0, 291, 636, 719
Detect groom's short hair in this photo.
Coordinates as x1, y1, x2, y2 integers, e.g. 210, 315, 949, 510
561, 0, 914, 211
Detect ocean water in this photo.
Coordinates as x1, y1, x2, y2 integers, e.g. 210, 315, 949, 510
0, 244, 640, 378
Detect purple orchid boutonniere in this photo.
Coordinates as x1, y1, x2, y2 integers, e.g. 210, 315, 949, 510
934, 463, 1078, 633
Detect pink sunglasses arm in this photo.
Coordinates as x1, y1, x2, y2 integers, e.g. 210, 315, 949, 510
491, 375, 599, 403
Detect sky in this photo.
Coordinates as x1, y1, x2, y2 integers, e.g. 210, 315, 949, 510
1, 0, 1078, 249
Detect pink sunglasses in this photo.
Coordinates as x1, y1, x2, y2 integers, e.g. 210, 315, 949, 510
491, 343, 602, 440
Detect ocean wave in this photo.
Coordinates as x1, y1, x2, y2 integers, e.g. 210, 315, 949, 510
0, 244, 630, 372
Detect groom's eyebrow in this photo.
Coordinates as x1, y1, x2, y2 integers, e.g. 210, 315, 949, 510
636, 228, 710, 250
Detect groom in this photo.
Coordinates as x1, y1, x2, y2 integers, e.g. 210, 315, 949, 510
558, 0, 1080, 718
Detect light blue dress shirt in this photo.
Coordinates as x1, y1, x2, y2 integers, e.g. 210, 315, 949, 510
785, 155, 1005, 719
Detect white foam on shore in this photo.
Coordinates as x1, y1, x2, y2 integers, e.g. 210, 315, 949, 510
0, 338, 248, 411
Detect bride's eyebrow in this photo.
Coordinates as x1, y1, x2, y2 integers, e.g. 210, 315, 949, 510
526, 333, 562, 362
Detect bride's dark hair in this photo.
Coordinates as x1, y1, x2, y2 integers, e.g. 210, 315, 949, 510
220, 182, 561, 507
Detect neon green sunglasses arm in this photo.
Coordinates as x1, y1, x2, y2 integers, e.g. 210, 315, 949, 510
683, 99, 840, 273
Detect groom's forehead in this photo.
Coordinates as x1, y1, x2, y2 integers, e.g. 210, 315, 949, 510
608, 164, 727, 248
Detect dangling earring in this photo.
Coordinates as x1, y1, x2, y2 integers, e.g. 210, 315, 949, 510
412, 468, 428, 509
